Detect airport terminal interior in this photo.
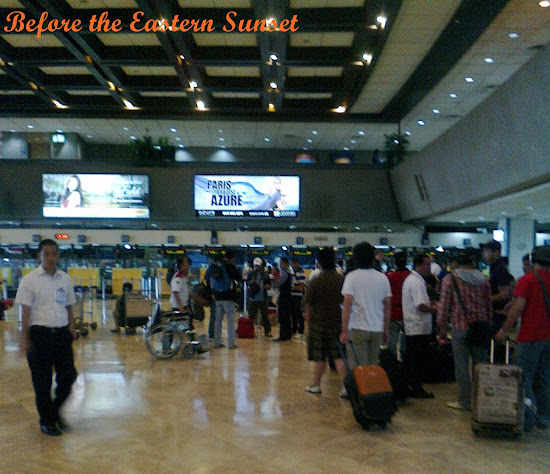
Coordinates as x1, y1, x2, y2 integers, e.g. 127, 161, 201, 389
1, 0, 550, 472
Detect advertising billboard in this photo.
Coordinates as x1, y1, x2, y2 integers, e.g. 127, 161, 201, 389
43, 174, 150, 219
194, 175, 299, 218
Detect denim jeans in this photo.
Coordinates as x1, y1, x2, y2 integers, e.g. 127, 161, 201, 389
215, 300, 236, 348
451, 327, 489, 409
515, 339, 550, 430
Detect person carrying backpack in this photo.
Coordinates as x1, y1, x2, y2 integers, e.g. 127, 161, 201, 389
207, 249, 241, 349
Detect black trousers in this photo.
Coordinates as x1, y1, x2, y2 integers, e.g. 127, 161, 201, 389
248, 300, 271, 334
404, 334, 432, 392
27, 326, 77, 425
277, 298, 292, 340
290, 296, 304, 335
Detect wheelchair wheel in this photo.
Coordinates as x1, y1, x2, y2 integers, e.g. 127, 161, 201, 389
145, 324, 182, 359
181, 343, 195, 359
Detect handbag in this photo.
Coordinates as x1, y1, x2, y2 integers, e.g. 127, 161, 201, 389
451, 275, 491, 348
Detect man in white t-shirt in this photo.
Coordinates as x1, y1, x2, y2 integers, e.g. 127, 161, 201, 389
169, 256, 191, 313
340, 242, 392, 366
402, 253, 437, 399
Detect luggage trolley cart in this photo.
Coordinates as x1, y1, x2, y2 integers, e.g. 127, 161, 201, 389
144, 311, 209, 360
73, 280, 98, 338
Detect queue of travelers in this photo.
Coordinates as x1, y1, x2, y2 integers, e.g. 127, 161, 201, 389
14, 238, 549, 437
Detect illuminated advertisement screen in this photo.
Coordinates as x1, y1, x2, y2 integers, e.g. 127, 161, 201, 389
194, 175, 299, 218
43, 174, 150, 219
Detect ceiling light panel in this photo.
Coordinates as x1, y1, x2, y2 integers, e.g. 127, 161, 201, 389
205, 66, 260, 77
287, 67, 344, 77
122, 66, 178, 76
66, 0, 136, 7
290, 32, 354, 47
96, 33, 161, 47
193, 33, 257, 47
2, 34, 64, 48
40, 66, 92, 75
290, 0, 363, 7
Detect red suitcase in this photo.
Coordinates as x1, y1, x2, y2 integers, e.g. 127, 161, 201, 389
237, 316, 255, 338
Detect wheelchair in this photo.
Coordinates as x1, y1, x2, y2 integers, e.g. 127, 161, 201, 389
144, 311, 209, 360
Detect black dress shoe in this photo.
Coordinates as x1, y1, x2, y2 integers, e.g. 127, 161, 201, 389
56, 418, 70, 432
40, 423, 63, 436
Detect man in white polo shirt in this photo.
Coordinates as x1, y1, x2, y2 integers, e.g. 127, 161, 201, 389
16, 239, 78, 436
402, 253, 437, 399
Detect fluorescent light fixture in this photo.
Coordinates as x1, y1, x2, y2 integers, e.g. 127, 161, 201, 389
376, 15, 387, 29
52, 99, 68, 109
493, 229, 505, 242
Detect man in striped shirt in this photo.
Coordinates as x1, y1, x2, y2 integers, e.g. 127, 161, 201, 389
436, 253, 493, 411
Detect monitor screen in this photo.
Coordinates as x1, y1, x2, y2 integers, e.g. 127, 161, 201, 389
194, 175, 300, 218
43, 174, 150, 219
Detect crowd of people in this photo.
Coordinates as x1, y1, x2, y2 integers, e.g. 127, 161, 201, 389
14, 237, 550, 437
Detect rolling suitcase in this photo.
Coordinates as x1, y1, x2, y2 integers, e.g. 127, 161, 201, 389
379, 347, 410, 402
237, 315, 255, 338
339, 341, 397, 430
471, 340, 524, 438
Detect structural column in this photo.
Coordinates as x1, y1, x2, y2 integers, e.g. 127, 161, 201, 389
498, 217, 535, 279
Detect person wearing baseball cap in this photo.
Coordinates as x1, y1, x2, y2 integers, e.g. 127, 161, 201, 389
496, 246, 550, 431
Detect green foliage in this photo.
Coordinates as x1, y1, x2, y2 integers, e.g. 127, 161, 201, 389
384, 132, 409, 165
129, 134, 173, 165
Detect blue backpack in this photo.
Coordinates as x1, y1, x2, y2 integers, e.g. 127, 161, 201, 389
210, 263, 231, 293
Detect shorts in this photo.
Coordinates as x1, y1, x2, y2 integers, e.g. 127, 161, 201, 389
307, 327, 341, 362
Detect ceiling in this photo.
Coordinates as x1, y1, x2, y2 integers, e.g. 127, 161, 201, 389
1, 0, 549, 230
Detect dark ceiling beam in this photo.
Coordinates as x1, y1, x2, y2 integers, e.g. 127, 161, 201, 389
252, 0, 290, 112
17, 0, 137, 108
332, 0, 403, 112
133, 0, 212, 112
0, 37, 69, 107
381, 0, 512, 121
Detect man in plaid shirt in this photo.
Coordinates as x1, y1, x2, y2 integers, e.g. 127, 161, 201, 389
436, 253, 493, 411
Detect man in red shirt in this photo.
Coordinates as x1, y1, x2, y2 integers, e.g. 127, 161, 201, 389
387, 251, 410, 359
496, 246, 550, 431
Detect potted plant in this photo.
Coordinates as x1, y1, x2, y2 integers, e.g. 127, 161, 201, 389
130, 133, 174, 166
384, 130, 409, 166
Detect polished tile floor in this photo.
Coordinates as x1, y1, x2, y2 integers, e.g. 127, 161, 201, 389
1, 300, 549, 474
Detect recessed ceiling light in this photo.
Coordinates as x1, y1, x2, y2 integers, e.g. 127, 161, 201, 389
219, 137, 225, 142
362, 53, 373, 64
196, 100, 206, 110
264, 137, 270, 142
376, 15, 387, 29
270, 82, 277, 89
27, 125, 34, 129
312, 130, 318, 135
170, 128, 177, 133
56, 129, 63, 133
351, 139, 356, 144
270, 53, 278, 61
268, 103, 275, 111
484, 57, 494, 63
343, 147, 349, 151
130, 135, 136, 140
10, 129, 15, 132
307, 138, 313, 143
333, 226, 339, 230
218, 129, 223, 133
417, 120, 425, 126
175, 137, 180, 141
358, 130, 365, 136
459, 220, 466, 224
123, 126, 129, 131
189, 81, 198, 89
432, 108, 440, 114
355, 226, 360, 230
178, 144, 184, 148
509, 32, 519, 38
335, 105, 346, 113
87, 134, 93, 138
179, 54, 185, 60
404, 131, 411, 136
478, 216, 486, 221
539, 1, 550, 7
465, 77, 474, 83
303, 147, 308, 151
449, 93, 457, 98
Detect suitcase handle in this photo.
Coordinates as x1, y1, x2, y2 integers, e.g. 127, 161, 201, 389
490, 339, 510, 364
337, 339, 361, 373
